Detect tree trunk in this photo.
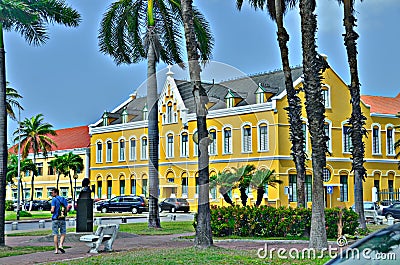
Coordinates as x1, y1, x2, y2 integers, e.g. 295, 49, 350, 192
299, 0, 328, 249
181, 0, 213, 248
256, 187, 265, 206
29, 155, 36, 211
68, 172, 74, 210
239, 187, 247, 206
56, 173, 61, 190
275, 0, 306, 208
222, 192, 234, 206
147, 31, 161, 228
343, 0, 366, 230
0, 24, 7, 246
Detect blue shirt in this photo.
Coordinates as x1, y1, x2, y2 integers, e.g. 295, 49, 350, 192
51, 196, 68, 220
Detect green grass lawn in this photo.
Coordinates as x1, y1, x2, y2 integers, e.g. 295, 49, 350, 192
53, 247, 331, 265
118, 221, 195, 235
5, 211, 77, 221
0, 246, 55, 258
6, 228, 76, 237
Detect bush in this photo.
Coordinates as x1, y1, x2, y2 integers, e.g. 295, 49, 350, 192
19, 211, 32, 217
197, 205, 359, 239
5, 200, 14, 211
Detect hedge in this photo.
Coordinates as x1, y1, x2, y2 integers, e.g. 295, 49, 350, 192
194, 205, 358, 239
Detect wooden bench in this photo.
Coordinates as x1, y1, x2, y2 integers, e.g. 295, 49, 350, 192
80, 224, 119, 253
364, 210, 385, 225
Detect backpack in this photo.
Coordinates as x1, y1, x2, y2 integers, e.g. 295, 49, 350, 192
56, 197, 67, 220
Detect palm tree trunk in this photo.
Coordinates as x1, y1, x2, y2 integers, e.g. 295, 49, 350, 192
68, 172, 74, 209
239, 187, 248, 206
0, 23, 8, 246
56, 173, 61, 190
29, 155, 36, 211
299, 0, 328, 249
181, 0, 213, 248
275, 0, 306, 208
222, 192, 234, 206
256, 187, 265, 206
147, 30, 161, 228
343, 0, 366, 230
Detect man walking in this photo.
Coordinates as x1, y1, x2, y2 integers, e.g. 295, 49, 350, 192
51, 188, 68, 254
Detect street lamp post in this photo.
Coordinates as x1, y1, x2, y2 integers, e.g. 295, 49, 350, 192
16, 108, 22, 220
73, 172, 79, 211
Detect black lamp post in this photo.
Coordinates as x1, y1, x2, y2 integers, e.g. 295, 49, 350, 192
73, 172, 78, 211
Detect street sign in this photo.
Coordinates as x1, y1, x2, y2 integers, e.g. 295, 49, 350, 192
327, 186, 333, 194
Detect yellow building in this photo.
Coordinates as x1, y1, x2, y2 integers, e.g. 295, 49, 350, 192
89, 58, 399, 210
6, 126, 90, 201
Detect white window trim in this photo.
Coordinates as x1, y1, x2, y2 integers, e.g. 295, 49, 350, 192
241, 122, 253, 153
222, 125, 233, 155
105, 138, 113, 163
180, 130, 189, 158
385, 124, 395, 156
322, 84, 331, 109
129, 136, 137, 161
96, 140, 103, 163
208, 126, 218, 156
140, 135, 148, 160
166, 131, 175, 159
371, 123, 382, 155
257, 120, 269, 152
193, 129, 198, 157
325, 119, 332, 153
302, 118, 309, 154
118, 137, 126, 162
341, 120, 352, 154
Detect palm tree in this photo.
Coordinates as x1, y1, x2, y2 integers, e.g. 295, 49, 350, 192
233, 164, 256, 206
251, 168, 282, 206
59, 152, 84, 210
6, 82, 23, 121
7, 153, 37, 203
49, 155, 66, 190
336, 0, 367, 230
180, 0, 214, 248
99, 0, 212, 229
0, 0, 80, 246
236, 0, 306, 208
209, 171, 237, 206
299, 0, 328, 249
13, 114, 57, 211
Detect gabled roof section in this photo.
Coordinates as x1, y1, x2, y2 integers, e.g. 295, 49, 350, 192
361, 93, 400, 115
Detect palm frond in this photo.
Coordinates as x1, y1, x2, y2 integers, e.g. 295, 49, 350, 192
192, 6, 214, 62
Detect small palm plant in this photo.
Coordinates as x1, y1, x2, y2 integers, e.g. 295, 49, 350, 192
233, 164, 256, 206
6, 82, 23, 121
210, 171, 238, 206
251, 168, 282, 206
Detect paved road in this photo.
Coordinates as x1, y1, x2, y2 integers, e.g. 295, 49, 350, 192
5, 212, 194, 232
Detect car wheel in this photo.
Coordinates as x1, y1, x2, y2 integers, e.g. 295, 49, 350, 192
131, 207, 138, 214
101, 207, 108, 213
171, 207, 176, 213
386, 213, 393, 219
38, 206, 43, 211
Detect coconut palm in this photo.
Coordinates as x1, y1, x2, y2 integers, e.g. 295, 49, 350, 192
99, 0, 212, 229
251, 168, 282, 206
233, 164, 256, 206
6, 82, 23, 121
236, 0, 306, 208
299, 0, 328, 249
59, 152, 83, 210
209, 171, 238, 206
335, 0, 367, 230
49, 155, 66, 190
180, 0, 214, 247
13, 114, 57, 211
0, 0, 80, 246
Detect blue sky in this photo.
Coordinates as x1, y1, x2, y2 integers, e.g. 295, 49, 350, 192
5, 0, 400, 145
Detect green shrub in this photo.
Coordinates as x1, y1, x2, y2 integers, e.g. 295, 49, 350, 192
199, 205, 359, 239
5, 200, 14, 211
19, 211, 32, 217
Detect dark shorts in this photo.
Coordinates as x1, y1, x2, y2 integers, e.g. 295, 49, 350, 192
52, 219, 66, 235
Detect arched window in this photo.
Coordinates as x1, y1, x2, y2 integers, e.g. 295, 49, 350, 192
342, 123, 352, 153
242, 124, 252, 152
141, 136, 148, 160
167, 101, 173, 123
193, 130, 198, 156
258, 123, 268, 152
321, 85, 330, 108
130, 176, 136, 195
340, 175, 348, 201
166, 133, 174, 158
129, 137, 136, 160
387, 126, 395, 155
119, 139, 125, 161
96, 141, 103, 163
223, 127, 232, 154
208, 128, 217, 155
372, 124, 381, 155
106, 140, 112, 162
119, 176, 125, 195
180, 132, 189, 157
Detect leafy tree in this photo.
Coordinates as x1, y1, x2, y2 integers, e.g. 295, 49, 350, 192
59, 152, 83, 207
336, 0, 367, 229
0, 0, 80, 246
233, 164, 256, 206
180, 0, 214, 248
6, 82, 23, 121
13, 114, 57, 210
237, 0, 306, 211
299, 0, 328, 249
251, 168, 282, 206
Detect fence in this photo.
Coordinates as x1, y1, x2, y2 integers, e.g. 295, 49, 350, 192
376, 189, 400, 203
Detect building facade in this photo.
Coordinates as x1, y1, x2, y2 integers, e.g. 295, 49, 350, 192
87, 59, 399, 211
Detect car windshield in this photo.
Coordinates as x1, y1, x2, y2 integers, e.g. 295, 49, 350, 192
177, 199, 187, 203
364, 203, 374, 210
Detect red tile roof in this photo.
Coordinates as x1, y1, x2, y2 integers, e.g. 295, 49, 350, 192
9, 125, 90, 154
361, 93, 400, 115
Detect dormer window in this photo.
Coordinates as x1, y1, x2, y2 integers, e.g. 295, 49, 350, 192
143, 104, 148, 120
103, 111, 109, 126
255, 83, 277, 104
225, 89, 242, 108
226, 97, 234, 108
121, 108, 128, 123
